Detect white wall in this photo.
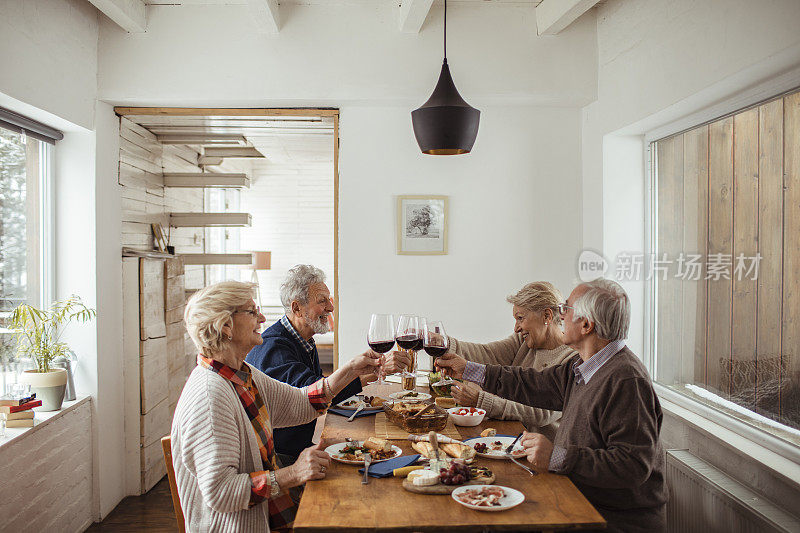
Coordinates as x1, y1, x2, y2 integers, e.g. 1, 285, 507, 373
583, 0, 800, 508
582, 0, 800, 356
96, 2, 595, 361
0, 0, 98, 130
337, 105, 582, 360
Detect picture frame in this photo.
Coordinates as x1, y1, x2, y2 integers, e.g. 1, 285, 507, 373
396, 195, 448, 255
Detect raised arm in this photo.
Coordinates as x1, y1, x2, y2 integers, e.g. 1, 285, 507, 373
481, 362, 572, 411
450, 333, 522, 366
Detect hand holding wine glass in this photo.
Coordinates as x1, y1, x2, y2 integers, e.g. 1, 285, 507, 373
433, 352, 467, 380
367, 313, 395, 385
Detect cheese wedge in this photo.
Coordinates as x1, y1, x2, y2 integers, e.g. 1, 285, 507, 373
411, 470, 440, 486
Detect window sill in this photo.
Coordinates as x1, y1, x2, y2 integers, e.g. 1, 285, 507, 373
656, 383, 800, 486
0, 396, 91, 449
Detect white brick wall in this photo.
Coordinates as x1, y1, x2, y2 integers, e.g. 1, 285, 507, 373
0, 399, 93, 533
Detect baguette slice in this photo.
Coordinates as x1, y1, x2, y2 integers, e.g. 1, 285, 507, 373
480, 428, 497, 438
434, 397, 456, 409
441, 443, 476, 463
410, 441, 436, 459
364, 437, 391, 452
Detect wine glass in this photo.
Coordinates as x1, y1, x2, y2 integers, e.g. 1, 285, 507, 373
395, 314, 420, 380
367, 313, 395, 385
424, 320, 454, 387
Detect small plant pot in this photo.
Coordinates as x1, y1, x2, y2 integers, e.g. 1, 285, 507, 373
21, 368, 68, 411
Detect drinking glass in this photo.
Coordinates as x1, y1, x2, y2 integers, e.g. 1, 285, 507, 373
424, 320, 454, 387
395, 315, 421, 387
367, 313, 395, 385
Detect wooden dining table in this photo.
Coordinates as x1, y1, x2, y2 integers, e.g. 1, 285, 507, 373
293, 381, 606, 532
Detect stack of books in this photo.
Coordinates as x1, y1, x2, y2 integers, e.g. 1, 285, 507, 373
0, 394, 42, 428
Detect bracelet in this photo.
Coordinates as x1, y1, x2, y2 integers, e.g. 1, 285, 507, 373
268, 470, 280, 497
322, 377, 333, 400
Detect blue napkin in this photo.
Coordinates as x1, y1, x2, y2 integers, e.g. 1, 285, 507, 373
358, 454, 421, 478
327, 407, 381, 419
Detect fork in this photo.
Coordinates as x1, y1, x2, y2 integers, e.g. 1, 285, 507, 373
362, 453, 372, 484
348, 403, 365, 422
506, 453, 537, 476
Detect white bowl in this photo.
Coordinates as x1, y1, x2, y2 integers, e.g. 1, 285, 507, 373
447, 407, 486, 426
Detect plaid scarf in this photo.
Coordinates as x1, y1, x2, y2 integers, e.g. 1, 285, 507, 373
198, 355, 313, 530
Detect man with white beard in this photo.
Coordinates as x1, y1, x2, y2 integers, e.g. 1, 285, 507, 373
246, 264, 403, 466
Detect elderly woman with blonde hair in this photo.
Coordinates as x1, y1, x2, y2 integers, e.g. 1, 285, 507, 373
446, 282, 577, 440
171, 281, 381, 532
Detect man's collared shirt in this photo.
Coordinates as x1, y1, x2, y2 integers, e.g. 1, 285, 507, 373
572, 338, 626, 385
281, 314, 315, 354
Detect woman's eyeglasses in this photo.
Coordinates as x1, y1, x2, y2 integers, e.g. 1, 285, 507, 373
235, 307, 261, 318
556, 303, 574, 315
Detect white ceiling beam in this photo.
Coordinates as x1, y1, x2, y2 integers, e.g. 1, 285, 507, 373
397, 0, 434, 34
87, 0, 146, 33
247, 0, 280, 34
535, 0, 600, 35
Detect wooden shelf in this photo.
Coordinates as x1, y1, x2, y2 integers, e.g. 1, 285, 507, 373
163, 173, 250, 188
169, 212, 252, 227
179, 253, 254, 266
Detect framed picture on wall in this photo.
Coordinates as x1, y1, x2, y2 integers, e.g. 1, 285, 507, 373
396, 195, 448, 255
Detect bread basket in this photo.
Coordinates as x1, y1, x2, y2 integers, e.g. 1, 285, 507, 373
383, 400, 448, 433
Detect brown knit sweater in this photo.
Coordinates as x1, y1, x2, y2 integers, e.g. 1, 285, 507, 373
451, 334, 576, 440
483, 346, 667, 533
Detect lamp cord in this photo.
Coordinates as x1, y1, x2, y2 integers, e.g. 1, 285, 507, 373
443, 0, 447, 60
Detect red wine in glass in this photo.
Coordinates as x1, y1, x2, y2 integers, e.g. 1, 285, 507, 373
368, 313, 395, 385
424, 320, 454, 386
396, 334, 420, 350
369, 340, 395, 353
424, 345, 448, 358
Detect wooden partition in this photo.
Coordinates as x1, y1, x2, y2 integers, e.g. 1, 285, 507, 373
654, 88, 800, 429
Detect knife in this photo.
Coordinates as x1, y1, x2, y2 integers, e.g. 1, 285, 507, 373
505, 432, 524, 455
348, 402, 365, 422
362, 453, 372, 484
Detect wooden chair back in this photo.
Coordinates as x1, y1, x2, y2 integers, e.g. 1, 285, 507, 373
161, 435, 186, 533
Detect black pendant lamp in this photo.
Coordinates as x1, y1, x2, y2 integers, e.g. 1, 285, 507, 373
411, 0, 480, 155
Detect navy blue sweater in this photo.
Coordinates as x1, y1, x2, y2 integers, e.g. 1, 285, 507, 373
245, 319, 362, 459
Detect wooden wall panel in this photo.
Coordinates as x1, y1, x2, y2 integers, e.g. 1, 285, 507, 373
657, 135, 684, 384
707, 118, 734, 397
730, 108, 759, 408
757, 99, 784, 414
683, 126, 709, 386
782, 91, 800, 422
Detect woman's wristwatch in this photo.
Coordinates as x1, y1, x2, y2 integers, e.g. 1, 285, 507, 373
268, 470, 281, 497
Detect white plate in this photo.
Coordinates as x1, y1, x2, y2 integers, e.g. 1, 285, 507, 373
325, 441, 403, 465
388, 390, 432, 401
463, 436, 525, 459
333, 396, 382, 411
451, 485, 525, 512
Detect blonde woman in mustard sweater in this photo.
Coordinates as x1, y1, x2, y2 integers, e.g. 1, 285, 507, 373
448, 282, 577, 440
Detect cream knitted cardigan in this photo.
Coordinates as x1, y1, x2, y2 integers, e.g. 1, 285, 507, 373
171, 362, 321, 532
450, 334, 576, 440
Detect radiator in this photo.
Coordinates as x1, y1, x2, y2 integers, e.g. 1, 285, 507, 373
666, 450, 800, 533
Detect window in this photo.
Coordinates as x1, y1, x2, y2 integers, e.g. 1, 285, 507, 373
205, 188, 241, 285
0, 124, 53, 393
650, 88, 800, 444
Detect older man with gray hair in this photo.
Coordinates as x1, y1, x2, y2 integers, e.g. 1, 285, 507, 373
436, 279, 666, 533
246, 264, 405, 465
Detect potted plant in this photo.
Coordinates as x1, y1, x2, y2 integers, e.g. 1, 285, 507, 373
10, 295, 96, 411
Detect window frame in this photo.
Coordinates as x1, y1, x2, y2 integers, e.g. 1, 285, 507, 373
643, 85, 800, 466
